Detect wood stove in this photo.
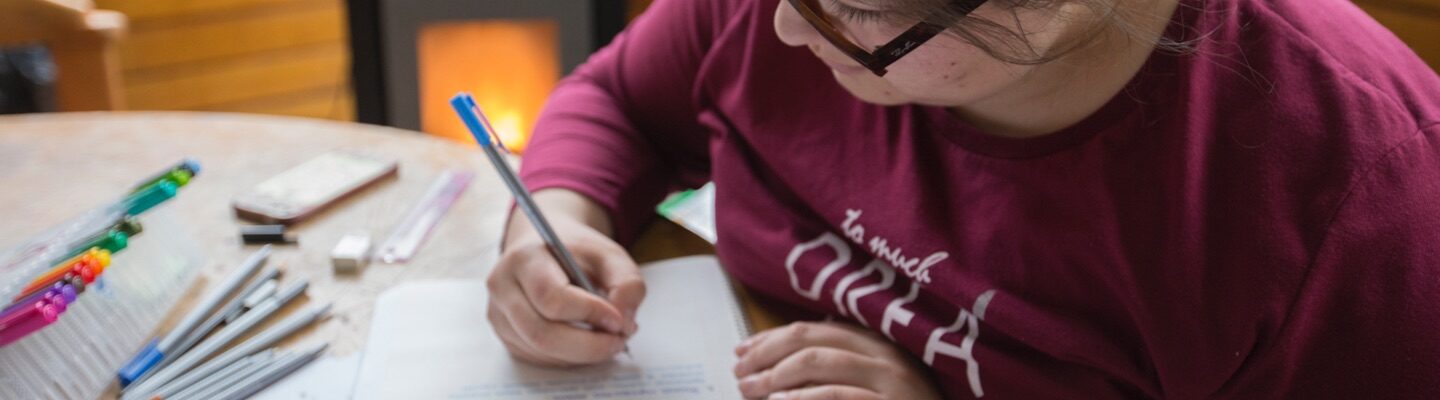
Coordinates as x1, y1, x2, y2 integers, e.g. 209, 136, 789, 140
347, 0, 626, 149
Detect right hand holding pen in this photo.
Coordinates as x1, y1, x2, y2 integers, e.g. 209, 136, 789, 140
486, 216, 645, 367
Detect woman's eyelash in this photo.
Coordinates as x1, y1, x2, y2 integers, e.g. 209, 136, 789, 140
825, 0, 886, 23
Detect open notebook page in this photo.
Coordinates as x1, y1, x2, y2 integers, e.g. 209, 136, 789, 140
353, 255, 750, 400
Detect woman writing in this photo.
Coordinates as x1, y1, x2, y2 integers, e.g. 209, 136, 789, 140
486, 0, 1440, 397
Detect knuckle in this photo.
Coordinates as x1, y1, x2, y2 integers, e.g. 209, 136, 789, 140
485, 271, 506, 292
628, 280, 647, 299
776, 331, 805, 352
795, 347, 828, 368
495, 246, 533, 270
536, 292, 572, 320
620, 272, 645, 286
788, 321, 817, 342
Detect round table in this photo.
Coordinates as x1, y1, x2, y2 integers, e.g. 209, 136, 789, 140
0, 111, 779, 398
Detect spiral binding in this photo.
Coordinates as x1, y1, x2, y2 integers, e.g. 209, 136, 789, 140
720, 274, 755, 337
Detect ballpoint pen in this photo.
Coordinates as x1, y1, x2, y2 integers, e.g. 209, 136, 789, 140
0, 295, 66, 346
132, 159, 200, 194
124, 279, 308, 397
130, 303, 332, 400
118, 246, 271, 387
450, 92, 630, 354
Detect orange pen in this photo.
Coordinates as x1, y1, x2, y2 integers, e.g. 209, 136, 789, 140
32, 249, 105, 285
17, 249, 111, 299
34, 250, 97, 281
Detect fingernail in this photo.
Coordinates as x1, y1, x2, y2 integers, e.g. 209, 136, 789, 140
740, 374, 760, 391
769, 391, 789, 400
735, 340, 752, 355
732, 359, 748, 377
625, 320, 639, 336
600, 317, 623, 334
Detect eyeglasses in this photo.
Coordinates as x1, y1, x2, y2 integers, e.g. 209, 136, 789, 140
786, 0, 987, 76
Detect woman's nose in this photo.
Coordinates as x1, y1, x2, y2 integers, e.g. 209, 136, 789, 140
774, 0, 820, 48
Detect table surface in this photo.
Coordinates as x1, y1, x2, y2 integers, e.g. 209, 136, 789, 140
0, 112, 783, 397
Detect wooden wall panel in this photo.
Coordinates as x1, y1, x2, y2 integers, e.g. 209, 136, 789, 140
119, 5, 344, 70
94, 0, 354, 121
1356, 0, 1440, 71
98, 0, 312, 21
125, 42, 346, 109
628, 0, 654, 20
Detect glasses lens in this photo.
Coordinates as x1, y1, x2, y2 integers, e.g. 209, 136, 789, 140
787, 0, 875, 67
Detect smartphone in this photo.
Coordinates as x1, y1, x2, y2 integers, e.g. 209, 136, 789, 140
234, 151, 399, 225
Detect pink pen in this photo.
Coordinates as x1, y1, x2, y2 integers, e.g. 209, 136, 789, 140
0, 288, 70, 327
0, 288, 58, 321
0, 302, 63, 346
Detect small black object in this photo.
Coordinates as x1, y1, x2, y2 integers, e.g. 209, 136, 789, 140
0, 44, 57, 114
241, 225, 295, 244
117, 217, 144, 236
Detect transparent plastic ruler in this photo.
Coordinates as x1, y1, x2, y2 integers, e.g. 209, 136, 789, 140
376, 169, 474, 263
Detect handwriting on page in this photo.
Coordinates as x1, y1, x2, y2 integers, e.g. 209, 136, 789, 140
451, 364, 715, 399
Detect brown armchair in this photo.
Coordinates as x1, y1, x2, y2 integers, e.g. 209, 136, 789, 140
0, 0, 126, 111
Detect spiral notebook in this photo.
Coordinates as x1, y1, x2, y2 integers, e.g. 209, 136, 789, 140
353, 256, 751, 400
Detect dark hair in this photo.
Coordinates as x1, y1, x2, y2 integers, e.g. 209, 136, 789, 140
882, 0, 1197, 65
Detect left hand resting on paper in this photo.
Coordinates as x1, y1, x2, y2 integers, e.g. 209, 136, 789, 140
733, 320, 941, 400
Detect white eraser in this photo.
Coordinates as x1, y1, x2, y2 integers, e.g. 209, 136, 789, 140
331, 233, 372, 273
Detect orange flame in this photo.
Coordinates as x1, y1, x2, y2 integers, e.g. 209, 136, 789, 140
418, 20, 560, 153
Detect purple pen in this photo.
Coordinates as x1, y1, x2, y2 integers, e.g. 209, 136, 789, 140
6, 283, 76, 313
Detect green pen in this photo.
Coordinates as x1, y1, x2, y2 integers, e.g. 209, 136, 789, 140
132, 170, 192, 194
62, 218, 143, 259
64, 231, 129, 259
126, 182, 177, 216
131, 159, 201, 194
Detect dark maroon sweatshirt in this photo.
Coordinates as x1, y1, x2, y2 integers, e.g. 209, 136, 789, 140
518, 0, 1440, 397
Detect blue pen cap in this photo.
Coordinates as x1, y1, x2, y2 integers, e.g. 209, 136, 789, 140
450, 93, 492, 147
117, 339, 162, 387
181, 158, 201, 177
